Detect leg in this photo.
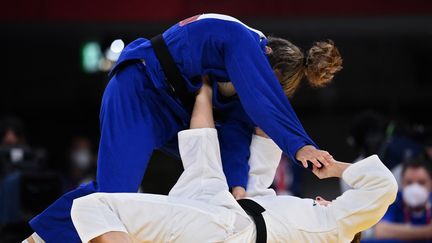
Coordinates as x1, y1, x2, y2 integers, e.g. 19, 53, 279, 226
71, 81, 249, 242
29, 63, 183, 243
71, 192, 232, 243
96, 64, 158, 192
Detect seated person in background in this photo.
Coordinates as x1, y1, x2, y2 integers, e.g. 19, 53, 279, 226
375, 158, 432, 243
69, 82, 397, 243
0, 116, 27, 225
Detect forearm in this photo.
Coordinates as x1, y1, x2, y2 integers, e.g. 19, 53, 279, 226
331, 161, 350, 178
190, 80, 214, 129
375, 222, 432, 240
223, 25, 317, 164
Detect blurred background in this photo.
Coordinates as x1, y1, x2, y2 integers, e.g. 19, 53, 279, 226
1, 1, 432, 242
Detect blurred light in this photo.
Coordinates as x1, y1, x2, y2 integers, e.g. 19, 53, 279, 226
110, 39, 124, 53
99, 58, 113, 72
106, 39, 124, 62
81, 42, 102, 73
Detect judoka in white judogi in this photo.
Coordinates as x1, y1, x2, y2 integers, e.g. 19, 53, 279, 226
71, 127, 397, 243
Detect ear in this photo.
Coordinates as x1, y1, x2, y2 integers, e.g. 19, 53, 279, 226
265, 46, 273, 55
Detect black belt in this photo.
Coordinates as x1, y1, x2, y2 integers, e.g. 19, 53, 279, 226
150, 34, 195, 113
237, 199, 267, 243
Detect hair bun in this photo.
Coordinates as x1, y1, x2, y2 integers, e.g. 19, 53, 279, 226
305, 40, 343, 87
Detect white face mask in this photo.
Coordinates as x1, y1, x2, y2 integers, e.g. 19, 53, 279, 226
71, 149, 92, 170
402, 183, 429, 208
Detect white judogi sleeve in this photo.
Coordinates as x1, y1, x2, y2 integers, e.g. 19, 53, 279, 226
330, 155, 398, 243
168, 128, 229, 201
246, 135, 282, 197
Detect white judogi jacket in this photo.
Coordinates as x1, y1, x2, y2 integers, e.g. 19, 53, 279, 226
71, 128, 398, 243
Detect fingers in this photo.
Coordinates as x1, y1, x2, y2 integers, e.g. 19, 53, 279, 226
300, 158, 308, 168
309, 158, 322, 168
296, 145, 335, 169
312, 165, 323, 179
318, 154, 333, 167
232, 186, 246, 200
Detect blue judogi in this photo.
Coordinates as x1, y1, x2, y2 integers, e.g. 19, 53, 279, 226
29, 14, 317, 242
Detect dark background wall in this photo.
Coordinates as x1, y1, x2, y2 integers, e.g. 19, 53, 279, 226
1, 0, 432, 197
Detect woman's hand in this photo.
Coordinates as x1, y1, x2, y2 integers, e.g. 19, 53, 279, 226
296, 145, 333, 169
312, 160, 350, 179
232, 186, 246, 200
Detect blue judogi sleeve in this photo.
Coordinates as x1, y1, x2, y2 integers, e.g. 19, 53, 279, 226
222, 23, 317, 164
216, 101, 255, 189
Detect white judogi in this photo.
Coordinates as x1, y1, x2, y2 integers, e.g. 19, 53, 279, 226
71, 128, 398, 243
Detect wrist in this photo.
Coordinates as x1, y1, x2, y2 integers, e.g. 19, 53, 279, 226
333, 162, 350, 178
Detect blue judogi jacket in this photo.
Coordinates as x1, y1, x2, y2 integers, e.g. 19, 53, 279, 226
112, 13, 317, 188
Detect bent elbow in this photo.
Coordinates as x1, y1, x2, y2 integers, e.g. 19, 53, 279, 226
382, 174, 398, 205
70, 194, 99, 224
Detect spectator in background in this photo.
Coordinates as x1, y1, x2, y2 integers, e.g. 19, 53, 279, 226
0, 116, 26, 146
64, 137, 96, 191
273, 153, 304, 196
347, 111, 387, 161
375, 158, 432, 243
0, 116, 26, 225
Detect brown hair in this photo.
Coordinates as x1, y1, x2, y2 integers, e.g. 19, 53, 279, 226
266, 37, 343, 97
351, 232, 362, 243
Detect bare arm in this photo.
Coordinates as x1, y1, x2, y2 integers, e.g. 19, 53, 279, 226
375, 221, 432, 240
311, 160, 350, 179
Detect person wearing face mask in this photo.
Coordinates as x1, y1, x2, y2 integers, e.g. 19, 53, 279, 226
65, 137, 96, 190
375, 158, 432, 243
